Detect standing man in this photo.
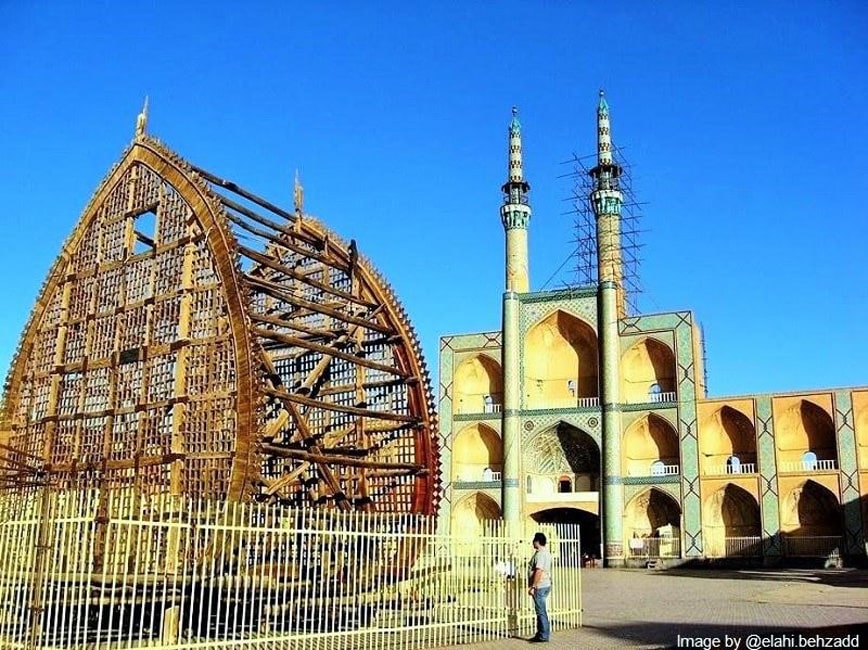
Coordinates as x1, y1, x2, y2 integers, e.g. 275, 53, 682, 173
527, 532, 552, 643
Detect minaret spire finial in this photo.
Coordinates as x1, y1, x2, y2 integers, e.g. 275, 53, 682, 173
135, 96, 149, 139
293, 169, 304, 215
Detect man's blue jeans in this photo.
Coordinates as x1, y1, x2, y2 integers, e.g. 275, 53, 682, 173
532, 586, 551, 640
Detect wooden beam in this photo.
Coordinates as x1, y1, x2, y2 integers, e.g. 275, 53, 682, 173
261, 444, 427, 474
261, 461, 311, 496
225, 211, 346, 273
238, 244, 376, 309
318, 376, 411, 396
44, 452, 185, 474
245, 275, 393, 335
189, 165, 302, 226
262, 386, 418, 423
249, 312, 340, 341
260, 355, 350, 510
252, 327, 405, 377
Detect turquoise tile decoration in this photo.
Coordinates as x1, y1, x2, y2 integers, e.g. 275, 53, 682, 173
756, 396, 782, 557
834, 391, 864, 555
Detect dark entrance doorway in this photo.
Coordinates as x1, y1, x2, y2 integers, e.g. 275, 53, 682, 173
531, 507, 601, 559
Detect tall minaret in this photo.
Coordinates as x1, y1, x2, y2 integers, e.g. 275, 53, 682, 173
500, 106, 531, 293
591, 90, 625, 566
500, 107, 531, 538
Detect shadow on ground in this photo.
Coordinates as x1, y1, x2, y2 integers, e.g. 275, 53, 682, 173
653, 566, 868, 589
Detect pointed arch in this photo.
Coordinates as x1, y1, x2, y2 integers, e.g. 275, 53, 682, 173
526, 422, 600, 490
623, 414, 680, 477
782, 480, 842, 536
453, 354, 502, 414
452, 423, 502, 482
524, 310, 598, 408
700, 405, 757, 474
624, 488, 681, 541
703, 484, 761, 557
451, 492, 501, 538
775, 400, 837, 470
620, 337, 676, 404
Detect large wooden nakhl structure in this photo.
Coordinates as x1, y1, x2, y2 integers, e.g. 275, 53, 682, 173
0, 103, 439, 517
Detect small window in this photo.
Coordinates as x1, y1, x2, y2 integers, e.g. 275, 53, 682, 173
132, 209, 157, 255
526, 475, 533, 494
648, 383, 662, 402
558, 478, 572, 493
726, 455, 741, 474
650, 460, 666, 476
802, 451, 818, 470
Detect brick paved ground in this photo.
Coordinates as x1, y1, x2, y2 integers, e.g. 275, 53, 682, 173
440, 568, 868, 649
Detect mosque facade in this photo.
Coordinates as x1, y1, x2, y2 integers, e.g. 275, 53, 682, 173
438, 95, 867, 567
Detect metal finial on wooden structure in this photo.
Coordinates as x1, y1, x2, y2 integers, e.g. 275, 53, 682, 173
293, 168, 304, 215
135, 95, 149, 138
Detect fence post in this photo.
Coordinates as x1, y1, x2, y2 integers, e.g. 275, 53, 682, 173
507, 574, 519, 637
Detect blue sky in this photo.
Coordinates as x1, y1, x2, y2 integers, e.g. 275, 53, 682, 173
1, 2, 866, 398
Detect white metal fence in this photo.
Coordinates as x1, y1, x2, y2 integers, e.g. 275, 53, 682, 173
0, 489, 581, 649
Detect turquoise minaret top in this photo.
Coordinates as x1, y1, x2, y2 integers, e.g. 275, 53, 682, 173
500, 106, 532, 231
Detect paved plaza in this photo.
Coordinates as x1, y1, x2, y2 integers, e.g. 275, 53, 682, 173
442, 568, 868, 649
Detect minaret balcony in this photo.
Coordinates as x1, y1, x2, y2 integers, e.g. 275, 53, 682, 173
502, 192, 529, 206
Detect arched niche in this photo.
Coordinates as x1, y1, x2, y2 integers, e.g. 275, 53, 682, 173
620, 338, 676, 404
623, 414, 680, 477
451, 492, 501, 539
526, 422, 600, 491
775, 400, 837, 469
452, 423, 502, 482
454, 355, 503, 415
703, 484, 761, 557
781, 480, 842, 536
624, 488, 682, 538
700, 406, 757, 475
524, 311, 598, 409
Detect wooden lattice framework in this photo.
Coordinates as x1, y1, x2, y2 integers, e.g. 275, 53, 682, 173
0, 130, 439, 517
